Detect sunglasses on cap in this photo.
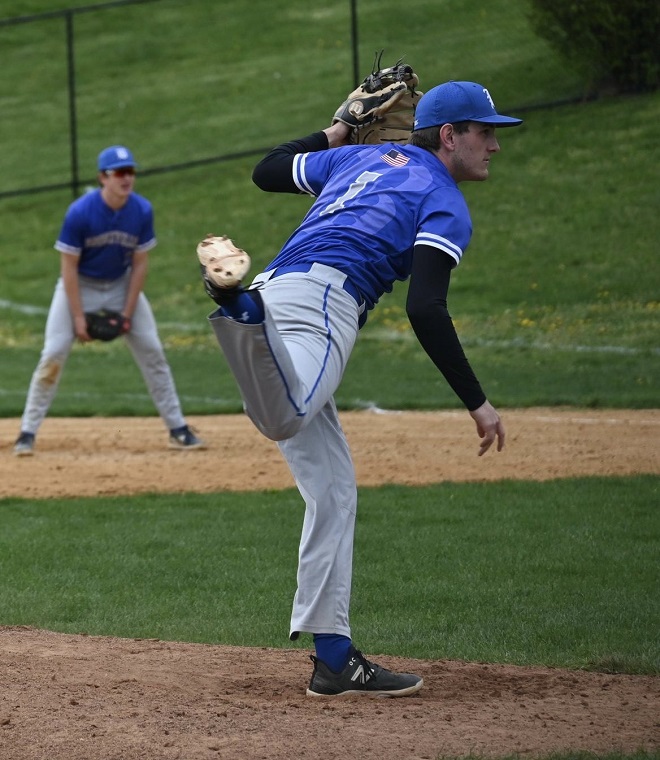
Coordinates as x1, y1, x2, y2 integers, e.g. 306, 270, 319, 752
104, 167, 135, 177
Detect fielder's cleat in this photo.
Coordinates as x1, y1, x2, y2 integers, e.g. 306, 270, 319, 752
14, 431, 35, 457
306, 646, 423, 698
197, 234, 251, 305
168, 425, 206, 450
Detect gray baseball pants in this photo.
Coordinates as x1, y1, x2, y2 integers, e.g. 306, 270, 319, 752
209, 263, 362, 640
20, 273, 186, 435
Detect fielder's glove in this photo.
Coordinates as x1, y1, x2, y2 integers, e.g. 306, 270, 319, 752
84, 309, 130, 341
333, 52, 422, 145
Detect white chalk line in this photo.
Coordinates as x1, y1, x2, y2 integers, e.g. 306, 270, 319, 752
0, 387, 234, 406
1, 386, 657, 426
521, 414, 660, 426
0, 299, 48, 316
353, 404, 660, 426
0, 300, 206, 333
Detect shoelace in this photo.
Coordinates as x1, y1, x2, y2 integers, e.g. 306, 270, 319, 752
352, 650, 376, 682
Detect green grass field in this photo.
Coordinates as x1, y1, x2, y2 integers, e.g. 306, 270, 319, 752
0, 3, 658, 757
2, 477, 658, 675
1, 0, 657, 415
1, 89, 658, 416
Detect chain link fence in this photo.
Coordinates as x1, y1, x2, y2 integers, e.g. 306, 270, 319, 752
0, 0, 583, 201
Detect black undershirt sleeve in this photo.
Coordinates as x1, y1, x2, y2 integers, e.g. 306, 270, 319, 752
252, 131, 329, 193
406, 245, 487, 411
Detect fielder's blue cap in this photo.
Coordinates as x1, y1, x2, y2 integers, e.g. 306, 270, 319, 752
97, 145, 137, 171
413, 81, 522, 130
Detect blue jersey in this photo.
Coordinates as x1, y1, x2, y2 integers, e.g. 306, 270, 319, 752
267, 143, 472, 310
55, 189, 156, 280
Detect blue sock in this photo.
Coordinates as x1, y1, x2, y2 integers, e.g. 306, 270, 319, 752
218, 290, 264, 324
313, 634, 352, 673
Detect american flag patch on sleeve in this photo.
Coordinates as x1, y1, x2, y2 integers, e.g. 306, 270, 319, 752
380, 149, 410, 167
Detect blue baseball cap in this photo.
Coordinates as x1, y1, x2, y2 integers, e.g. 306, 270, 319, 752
413, 81, 522, 130
97, 145, 137, 171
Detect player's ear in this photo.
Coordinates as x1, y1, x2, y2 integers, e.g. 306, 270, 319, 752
439, 123, 455, 150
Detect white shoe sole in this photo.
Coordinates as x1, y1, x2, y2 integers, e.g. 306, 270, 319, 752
306, 678, 423, 698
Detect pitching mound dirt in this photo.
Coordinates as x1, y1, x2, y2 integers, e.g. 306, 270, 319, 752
1, 409, 658, 759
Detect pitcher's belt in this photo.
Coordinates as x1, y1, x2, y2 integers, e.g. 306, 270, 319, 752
261, 262, 364, 313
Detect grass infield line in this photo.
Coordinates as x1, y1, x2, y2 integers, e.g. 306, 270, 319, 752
2, 298, 657, 356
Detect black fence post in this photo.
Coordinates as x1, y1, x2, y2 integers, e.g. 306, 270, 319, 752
350, 0, 359, 86
65, 10, 79, 199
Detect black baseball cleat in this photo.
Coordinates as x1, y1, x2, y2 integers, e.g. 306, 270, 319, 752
196, 234, 251, 306
306, 646, 423, 698
13, 431, 35, 457
168, 425, 206, 450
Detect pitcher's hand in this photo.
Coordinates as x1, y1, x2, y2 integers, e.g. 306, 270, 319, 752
469, 400, 505, 456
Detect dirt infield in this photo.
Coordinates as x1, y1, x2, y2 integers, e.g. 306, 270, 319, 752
1, 409, 659, 759
1, 408, 659, 498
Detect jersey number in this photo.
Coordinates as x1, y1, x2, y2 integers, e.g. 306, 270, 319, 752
319, 171, 382, 216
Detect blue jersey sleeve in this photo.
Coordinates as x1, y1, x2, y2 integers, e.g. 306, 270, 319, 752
292, 146, 364, 196
135, 203, 156, 253
415, 188, 472, 267
56, 201, 87, 255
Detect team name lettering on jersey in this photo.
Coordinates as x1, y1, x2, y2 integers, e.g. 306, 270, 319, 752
85, 231, 139, 249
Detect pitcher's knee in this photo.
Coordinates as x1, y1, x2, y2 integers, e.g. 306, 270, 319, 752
252, 414, 306, 442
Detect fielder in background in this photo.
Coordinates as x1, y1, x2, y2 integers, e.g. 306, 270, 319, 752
13, 145, 205, 456
197, 79, 522, 697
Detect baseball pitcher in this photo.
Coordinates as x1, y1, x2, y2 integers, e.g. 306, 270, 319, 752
197, 72, 522, 696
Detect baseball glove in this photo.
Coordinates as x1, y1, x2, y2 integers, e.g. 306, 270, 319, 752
333, 52, 422, 145
84, 309, 129, 341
